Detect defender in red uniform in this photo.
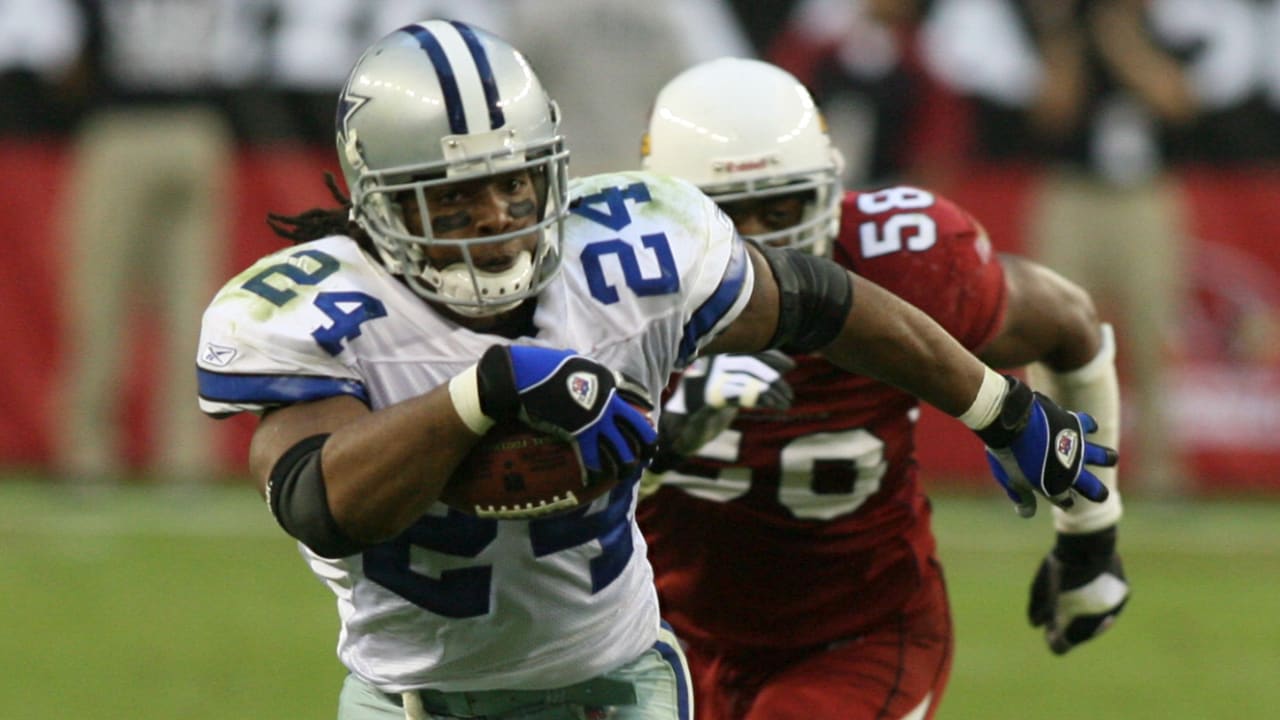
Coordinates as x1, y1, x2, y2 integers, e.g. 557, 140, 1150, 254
638, 59, 1131, 720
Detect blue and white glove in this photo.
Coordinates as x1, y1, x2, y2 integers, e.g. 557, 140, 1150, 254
458, 345, 657, 483
976, 375, 1118, 517
1029, 526, 1130, 654
650, 351, 795, 473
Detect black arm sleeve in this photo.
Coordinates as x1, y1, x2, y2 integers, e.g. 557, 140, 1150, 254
758, 245, 855, 354
266, 433, 367, 559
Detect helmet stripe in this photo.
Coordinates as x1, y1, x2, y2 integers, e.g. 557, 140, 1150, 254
450, 21, 505, 130
403, 24, 468, 134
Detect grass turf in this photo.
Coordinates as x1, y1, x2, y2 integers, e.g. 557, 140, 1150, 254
1, 477, 1277, 719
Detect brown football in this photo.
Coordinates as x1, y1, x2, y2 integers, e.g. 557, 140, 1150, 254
439, 420, 614, 519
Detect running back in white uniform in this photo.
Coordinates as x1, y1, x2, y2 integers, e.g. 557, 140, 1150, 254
196, 171, 751, 693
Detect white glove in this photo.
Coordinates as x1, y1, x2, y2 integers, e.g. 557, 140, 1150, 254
1029, 526, 1130, 654
650, 351, 795, 472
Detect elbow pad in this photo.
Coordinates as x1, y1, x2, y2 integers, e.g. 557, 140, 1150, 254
758, 244, 854, 354
266, 434, 366, 559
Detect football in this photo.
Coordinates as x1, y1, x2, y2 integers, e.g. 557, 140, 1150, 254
439, 420, 614, 519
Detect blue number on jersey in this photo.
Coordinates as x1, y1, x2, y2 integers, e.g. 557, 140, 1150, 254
572, 181, 652, 230
531, 482, 634, 593
241, 249, 339, 305
312, 291, 387, 355
362, 510, 498, 619
581, 235, 678, 304
574, 182, 679, 304
362, 482, 636, 618
241, 249, 386, 356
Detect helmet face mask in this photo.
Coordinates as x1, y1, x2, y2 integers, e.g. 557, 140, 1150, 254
336, 20, 570, 317
643, 58, 843, 256
702, 171, 841, 253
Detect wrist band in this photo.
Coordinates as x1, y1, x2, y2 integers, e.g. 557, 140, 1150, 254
448, 365, 496, 436
958, 366, 1009, 430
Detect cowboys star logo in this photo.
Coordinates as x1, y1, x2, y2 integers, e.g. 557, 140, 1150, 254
336, 78, 372, 141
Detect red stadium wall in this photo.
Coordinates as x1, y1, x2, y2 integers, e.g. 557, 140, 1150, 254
2, 140, 1278, 492
0, 139, 333, 477
917, 164, 1280, 493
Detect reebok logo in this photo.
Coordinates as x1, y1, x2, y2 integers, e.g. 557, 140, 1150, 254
203, 343, 237, 367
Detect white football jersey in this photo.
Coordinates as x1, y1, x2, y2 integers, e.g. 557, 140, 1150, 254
196, 171, 752, 692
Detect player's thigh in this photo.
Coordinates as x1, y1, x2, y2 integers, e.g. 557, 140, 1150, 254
748, 633, 947, 720
681, 637, 778, 720
747, 570, 953, 720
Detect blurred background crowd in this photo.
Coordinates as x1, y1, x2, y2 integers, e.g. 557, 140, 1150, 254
2, 0, 1279, 497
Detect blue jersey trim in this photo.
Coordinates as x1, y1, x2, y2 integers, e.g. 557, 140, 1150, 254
677, 237, 750, 366
656, 621, 692, 720
450, 21, 504, 130
404, 24, 467, 134
197, 368, 369, 407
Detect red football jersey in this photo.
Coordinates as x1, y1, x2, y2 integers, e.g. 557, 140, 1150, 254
639, 186, 1007, 649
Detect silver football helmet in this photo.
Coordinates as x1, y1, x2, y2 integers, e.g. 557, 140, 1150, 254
642, 58, 843, 256
336, 19, 570, 316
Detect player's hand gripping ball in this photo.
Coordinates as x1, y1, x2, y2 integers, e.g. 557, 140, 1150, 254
442, 345, 657, 519
440, 407, 653, 519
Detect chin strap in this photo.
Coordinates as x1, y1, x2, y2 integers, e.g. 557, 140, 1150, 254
1028, 324, 1122, 533
422, 249, 535, 318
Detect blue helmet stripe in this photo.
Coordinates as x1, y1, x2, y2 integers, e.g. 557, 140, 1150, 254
678, 237, 750, 366
403, 24, 467, 134
450, 21, 504, 129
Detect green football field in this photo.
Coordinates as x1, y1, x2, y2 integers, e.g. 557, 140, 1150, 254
2, 476, 1277, 719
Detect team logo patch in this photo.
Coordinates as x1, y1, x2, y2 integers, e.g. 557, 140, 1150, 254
202, 343, 237, 367
567, 371, 599, 410
1054, 429, 1079, 468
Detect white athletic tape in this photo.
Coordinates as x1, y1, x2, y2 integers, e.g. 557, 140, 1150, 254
958, 366, 1008, 431
448, 365, 496, 436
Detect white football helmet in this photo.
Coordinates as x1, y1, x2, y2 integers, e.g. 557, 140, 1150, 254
336, 19, 570, 316
642, 58, 843, 255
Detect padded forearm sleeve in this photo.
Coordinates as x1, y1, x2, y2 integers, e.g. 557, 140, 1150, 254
266, 433, 366, 558
758, 244, 854, 354
1028, 324, 1123, 533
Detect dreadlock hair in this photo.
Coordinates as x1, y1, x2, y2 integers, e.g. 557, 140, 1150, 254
266, 172, 377, 255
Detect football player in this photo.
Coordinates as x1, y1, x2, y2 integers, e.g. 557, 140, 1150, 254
637, 58, 1130, 720
196, 24, 1117, 720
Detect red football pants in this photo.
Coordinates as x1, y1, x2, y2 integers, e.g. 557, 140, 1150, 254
684, 559, 953, 720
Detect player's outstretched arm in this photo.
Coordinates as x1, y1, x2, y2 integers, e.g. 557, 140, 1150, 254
1022, 329, 1129, 653
978, 254, 1128, 652
706, 242, 1117, 512
982, 255, 1123, 525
